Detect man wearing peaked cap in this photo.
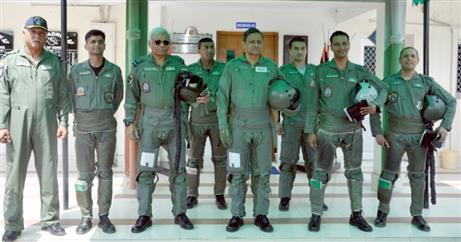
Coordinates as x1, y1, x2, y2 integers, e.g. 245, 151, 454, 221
1, 16, 71, 242
24, 16, 49, 31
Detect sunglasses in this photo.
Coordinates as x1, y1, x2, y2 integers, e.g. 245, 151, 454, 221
154, 40, 170, 46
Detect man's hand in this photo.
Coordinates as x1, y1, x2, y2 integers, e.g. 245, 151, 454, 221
275, 122, 284, 136
307, 133, 317, 148
375, 134, 390, 148
0, 129, 11, 143
56, 127, 68, 139
127, 124, 139, 140
220, 128, 232, 148
196, 95, 210, 104
436, 127, 448, 143
360, 104, 377, 115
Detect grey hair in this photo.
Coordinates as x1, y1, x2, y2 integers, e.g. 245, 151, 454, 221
149, 27, 170, 41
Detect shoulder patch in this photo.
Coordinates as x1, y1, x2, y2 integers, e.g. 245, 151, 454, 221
132, 59, 145, 67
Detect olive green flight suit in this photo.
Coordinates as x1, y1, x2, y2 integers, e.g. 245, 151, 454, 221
278, 63, 317, 199
371, 72, 456, 216
124, 54, 189, 217
0, 48, 71, 231
217, 54, 284, 217
186, 60, 227, 197
305, 60, 388, 215
69, 59, 123, 218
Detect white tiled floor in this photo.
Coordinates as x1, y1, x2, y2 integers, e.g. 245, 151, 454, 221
1, 153, 460, 241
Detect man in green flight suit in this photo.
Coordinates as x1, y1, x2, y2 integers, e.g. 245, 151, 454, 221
69, 29, 123, 235
186, 38, 228, 210
124, 27, 193, 233
0, 16, 71, 242
371, 47, 456, 232
277, 36, 327, 212
217, 28, 284, 233
305, 31, 388, 232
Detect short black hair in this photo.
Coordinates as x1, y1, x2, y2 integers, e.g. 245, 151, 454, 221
329, 31, 349, 43
399, 46, 419, 58
288, 36, 307, 49
85, 29, 105, 42
243, 28, 263, 42
198, 37, 214, 49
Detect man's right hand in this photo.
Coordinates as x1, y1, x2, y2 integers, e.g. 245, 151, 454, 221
0, 129, 11, 144
274, 122, 284, 136
127, 124, 139, 140
375, 134, 390, 148
220, 128, 232, 148
307, 133, 317, 148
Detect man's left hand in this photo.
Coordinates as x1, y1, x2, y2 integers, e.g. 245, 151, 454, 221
360, 104, 377, 115
196, 95, 210, 104
436, 127, 448, 143
56, 127, 68, 139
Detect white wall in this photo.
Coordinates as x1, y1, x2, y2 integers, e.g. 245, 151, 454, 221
405, 2, 461, 166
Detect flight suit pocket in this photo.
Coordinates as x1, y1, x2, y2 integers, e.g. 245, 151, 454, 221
75, 82, 91, 109
40, 68, 58, 104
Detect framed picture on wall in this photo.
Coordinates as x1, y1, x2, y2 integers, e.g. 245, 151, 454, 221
283, 35, 308, 65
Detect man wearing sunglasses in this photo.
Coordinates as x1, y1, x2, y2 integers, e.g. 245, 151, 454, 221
186, 38, 228, 210
0, 16, 71, 242
124, 27, 194, 233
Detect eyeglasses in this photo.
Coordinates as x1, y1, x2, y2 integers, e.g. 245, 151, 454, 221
154, 40, 170, 46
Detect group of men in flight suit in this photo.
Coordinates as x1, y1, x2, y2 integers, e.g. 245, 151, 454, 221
0, 15, 456, 242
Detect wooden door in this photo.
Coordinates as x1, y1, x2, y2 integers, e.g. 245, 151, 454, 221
216, 31, 279, 64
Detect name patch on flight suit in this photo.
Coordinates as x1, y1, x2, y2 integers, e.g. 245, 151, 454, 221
326, 74, 338, 78
79, 71, 91, 75
104, 92, 114, 103
142, 82, 150, 93
348, 77, 357, 83
324, 86, 332, 97
212, 71, 221, 76
255, 66, 268, 73
41, 65, 53, 71
76, 87, 85, 96
165, 66, 176, 72
144, 67, 157, 71
104, 72, 113, 78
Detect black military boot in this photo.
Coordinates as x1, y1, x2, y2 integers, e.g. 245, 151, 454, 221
186, 196, 198, 209
76, 217, 92, 235
349, 211, 373, 232
2, 231, 21, 242
41, 223, 66, 236
226, 216, 244, 232
99, 214, 116, 234
278, 197, 290, 211
254, 215, 273, 232
215, 195, 227, 210
308, 214, 321, 232
174, 213, 194, 230
374, 210, 388, 228
131, 215, 152, 233
411, 216, 431, 232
